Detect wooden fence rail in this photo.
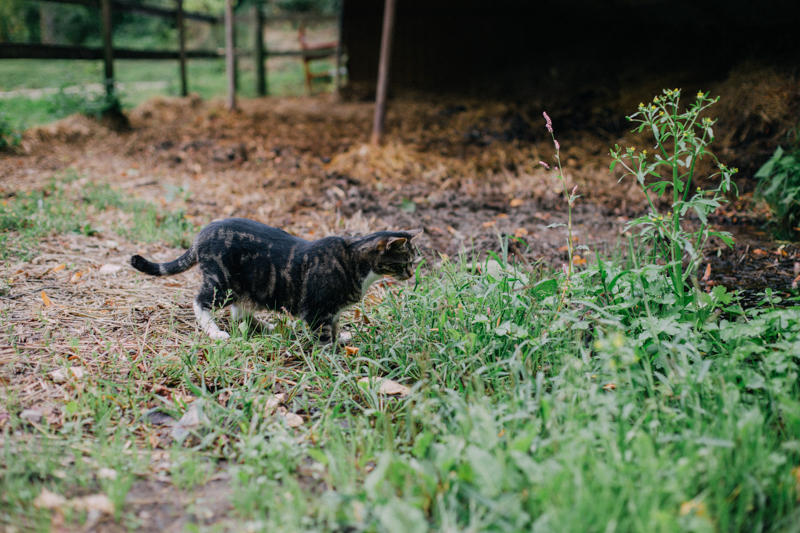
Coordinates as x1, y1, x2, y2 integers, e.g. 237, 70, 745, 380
0, 0, 343, 104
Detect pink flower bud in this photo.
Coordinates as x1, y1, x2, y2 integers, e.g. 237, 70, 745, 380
554, 139, 560, 150
571, 185, 578, 195
538, 161, 550, 170
543, 111, 553, 133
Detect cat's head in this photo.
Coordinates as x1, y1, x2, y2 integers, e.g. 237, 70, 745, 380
369, 229, 423, 281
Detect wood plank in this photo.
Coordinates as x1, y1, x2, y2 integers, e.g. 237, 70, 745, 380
0, 43, 220, 60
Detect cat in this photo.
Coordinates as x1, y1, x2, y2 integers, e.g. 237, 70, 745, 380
130, 218, 422, 344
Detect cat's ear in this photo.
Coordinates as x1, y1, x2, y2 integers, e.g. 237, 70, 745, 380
377, 236, 407, 252
406, 229, 423, 240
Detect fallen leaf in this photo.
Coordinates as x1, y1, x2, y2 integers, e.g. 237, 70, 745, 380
557, 245, 570, 252
679, 498, 707, 517
49, 366, 85, 383
69, 272, 82, 284
71, 494, 114, 515
345, 346, 359, 355
171, 402, 208, 441
98, 264, 123, 275
495, 213, 509, 219
572, 255, 587, 266
482, 220, 496, 228
34, 488, 66, 509
514, 227, 529, 238
265, 393, 285, 411
358, 377, 411, 397
752, 248, 768, 256
281, 411, 304, 427
97, 468, 117, 480
509, 198, 523, 207
701, 263, 711, 281
41, 291, 52, 307
603, 383, 617, 391
52, 264, 66, 273
20, 409, 43, 423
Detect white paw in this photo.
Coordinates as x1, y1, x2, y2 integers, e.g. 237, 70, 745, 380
338, 331, 352, 342
208, 331, 230, 341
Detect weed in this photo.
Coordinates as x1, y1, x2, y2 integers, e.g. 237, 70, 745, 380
610, 89, 737, 306
755, 145, 800, 240
0, 110, 22, 150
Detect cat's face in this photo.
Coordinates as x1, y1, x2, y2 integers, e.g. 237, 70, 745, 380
373, 229, 423, 281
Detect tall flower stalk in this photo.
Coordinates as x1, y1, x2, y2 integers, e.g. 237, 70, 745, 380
542, 112, 579, 277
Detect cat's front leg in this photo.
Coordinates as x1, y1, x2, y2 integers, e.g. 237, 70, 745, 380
194, 300, 230, 340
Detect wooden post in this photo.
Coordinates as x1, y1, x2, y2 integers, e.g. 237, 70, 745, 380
225, 0, 236, 110
253, 4, 266, 96
370, 0, 396, 145
176, 0, 188, 97
333, 0, 344, 99
100, 0, 114, 95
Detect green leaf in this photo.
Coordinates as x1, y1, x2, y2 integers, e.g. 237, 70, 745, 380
307, 448, 329, 465
531, 278, 557, 299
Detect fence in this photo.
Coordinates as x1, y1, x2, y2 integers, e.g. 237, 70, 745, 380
0, 0, 343, 102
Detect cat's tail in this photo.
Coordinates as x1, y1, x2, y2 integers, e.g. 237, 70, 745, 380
130, 248, 197, 277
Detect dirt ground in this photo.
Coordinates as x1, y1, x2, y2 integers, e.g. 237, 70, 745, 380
1, 62, 799, 530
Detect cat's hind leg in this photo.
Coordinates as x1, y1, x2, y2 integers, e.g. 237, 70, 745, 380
230, 304, 274, 334
194, 285, 230, 340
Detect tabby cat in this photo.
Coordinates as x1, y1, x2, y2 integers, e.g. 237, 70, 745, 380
130, 218, 422, 344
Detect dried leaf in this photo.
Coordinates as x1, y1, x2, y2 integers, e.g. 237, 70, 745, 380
603, 382, 617, 391
69, 271, 82, 284
71, 494, 114, 515
49, 366, 85, 383
679, 498, 707, 517
282, 412, 304, 427
358, 377, 411, 397
509, 198, 524, 207
701, 263, 711, 281
98, 264, 123, 275
20, 409, 43, 423
572, 255, 587, 266
265, 393, 285, 411
482, 220, 496, 228
34, 488, 66, 509
345, 346, 359, 355
752, 248, 768, 256
41, 291, 52, 307
52, 264, 66, 273
513, 227, 529, 238
97, 467, 117, 480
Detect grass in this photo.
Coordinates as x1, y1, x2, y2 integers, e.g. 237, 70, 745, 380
1, 174, 799, 531
0, 57, 337, 131
0, 173, 197, 261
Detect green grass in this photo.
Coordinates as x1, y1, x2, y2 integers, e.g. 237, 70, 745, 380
0, 175, 197, 261
1, 176, 799, 531
0, 57, 336, 131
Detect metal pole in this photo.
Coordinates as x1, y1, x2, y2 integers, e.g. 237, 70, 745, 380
177, 0, 188, 96
254, 4, 266, 96
225, 0, 236, 110
370, 0, 396, 145
100, 0, 114, 95
333, 0, 344, 100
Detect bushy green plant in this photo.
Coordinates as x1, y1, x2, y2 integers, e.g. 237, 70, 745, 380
0, 111, 22, 150
755, 145, 800, 240
610, 89, 737, 306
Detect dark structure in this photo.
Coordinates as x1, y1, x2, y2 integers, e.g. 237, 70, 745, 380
342, 0, 800, 98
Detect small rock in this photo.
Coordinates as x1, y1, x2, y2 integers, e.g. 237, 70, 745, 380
20, 409, 43, 423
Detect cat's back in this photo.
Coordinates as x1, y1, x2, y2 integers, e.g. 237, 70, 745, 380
196, 218, 306, 254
